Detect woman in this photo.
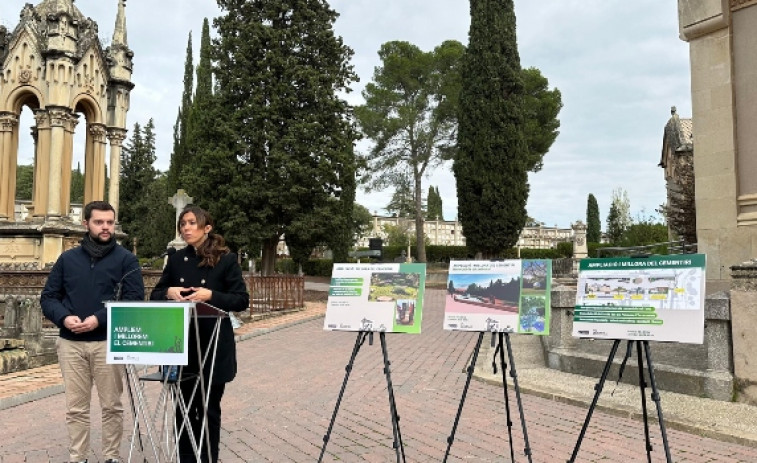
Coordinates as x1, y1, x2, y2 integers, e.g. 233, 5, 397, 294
150, 206, 249, 463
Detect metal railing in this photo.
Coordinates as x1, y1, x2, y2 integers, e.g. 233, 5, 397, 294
244, 274, 305, 314
596, 240, 698, 258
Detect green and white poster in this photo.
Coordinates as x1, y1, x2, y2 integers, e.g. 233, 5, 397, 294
573, 254, 706, 343
106, 301, 190, 365
324, 263, 426, 333
443, 259, 552, 334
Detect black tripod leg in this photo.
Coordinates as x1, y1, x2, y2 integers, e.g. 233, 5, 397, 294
504, 332, 533, 463
318, 331, 369, 463
643, 341, 673, 463
497, 332, 516, 462
568, 339, 621, 463
379, 332, 406, 463
443, 332, 485, 463
636, 341, 653, 463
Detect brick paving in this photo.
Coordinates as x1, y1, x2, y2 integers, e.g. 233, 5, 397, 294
2, 290, 757, 462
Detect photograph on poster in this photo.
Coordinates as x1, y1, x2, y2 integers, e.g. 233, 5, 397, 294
443, 260, 551, 334
324, 263, 426, 333
368, 272, 421, 302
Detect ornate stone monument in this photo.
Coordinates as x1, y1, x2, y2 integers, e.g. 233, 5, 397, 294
167, 189, 192, 250
571, 221, 587, 259
0, 0, 133, 268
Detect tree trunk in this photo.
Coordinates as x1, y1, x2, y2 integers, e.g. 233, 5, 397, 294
414, 171, 427, 263
260, 236, 278, 276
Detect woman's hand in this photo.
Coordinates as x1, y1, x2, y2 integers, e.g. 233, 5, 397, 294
185, 287, 212, 302
166, 286, 191, 301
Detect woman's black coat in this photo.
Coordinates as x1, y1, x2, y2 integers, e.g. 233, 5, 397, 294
150, 246, 249, 384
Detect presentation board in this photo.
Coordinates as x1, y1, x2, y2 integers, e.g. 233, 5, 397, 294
573, 254, 706, 343
106, 301, 191, 365
443, 259, 551, 334
323, 262, 426, 333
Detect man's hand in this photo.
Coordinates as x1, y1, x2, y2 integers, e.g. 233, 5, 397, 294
63, 315, 82, 330
67, 315, 99, 334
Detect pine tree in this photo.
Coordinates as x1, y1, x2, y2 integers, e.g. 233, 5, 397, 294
209, 0, 359, 273
354, 40, 465, 262
454, 0, 530, 257
586, 193, 601, 243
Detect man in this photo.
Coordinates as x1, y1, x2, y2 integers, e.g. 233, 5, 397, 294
42, 201, 145, 463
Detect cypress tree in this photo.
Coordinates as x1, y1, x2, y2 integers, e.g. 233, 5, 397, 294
211, 0, 359, 273
167, 33, 193, 193
454, 0, 529, 257
586, 193, 601, 243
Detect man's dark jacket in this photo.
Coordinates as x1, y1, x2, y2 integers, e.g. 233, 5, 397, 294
41, 243, 145, 342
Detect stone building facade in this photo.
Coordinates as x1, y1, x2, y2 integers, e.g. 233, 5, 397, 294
678, 0, 757, 290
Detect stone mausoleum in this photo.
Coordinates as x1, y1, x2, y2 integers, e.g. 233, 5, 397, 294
0, 0, 132, 269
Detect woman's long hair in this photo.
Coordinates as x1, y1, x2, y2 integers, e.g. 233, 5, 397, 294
178, 206, 230, 267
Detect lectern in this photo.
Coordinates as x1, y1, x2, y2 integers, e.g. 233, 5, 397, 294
106, 300, 228, 463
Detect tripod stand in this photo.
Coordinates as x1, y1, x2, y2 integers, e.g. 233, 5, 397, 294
568, 339, 672, 463
444, 331, 533, 462
318, 331, 405, 463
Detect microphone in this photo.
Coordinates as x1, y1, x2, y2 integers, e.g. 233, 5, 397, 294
114, 248, 176, 300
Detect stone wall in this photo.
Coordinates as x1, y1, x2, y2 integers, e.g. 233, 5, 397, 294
542, 284, 733, 401
730, 260, 757, 404
0, 295, 57, 374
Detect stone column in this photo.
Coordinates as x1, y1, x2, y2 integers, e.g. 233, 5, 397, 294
0, 112, 18, 220
84, 123, 108, 204
59, 113, 79, 217
32, 110, 51, 218
107, 128, 127, 220
730, 259, 757, 404
572, 221, 588, 258
46, 108, 70, 219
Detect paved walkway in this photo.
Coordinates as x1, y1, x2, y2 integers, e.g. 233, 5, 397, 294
2, 290, 757, 462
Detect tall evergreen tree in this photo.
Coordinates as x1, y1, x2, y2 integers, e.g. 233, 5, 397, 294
355, 40, 465, 262
606, 188, 631, 244
386, 174, 416, 218
426, 185, 444, 220
454, 0, 530, 257
70, 163, 84, 204
119, 120, 170, 256
209, 0, 359, 274
586, 193, 601, 243
167, 33, 194, 193
15, 165, 33, 200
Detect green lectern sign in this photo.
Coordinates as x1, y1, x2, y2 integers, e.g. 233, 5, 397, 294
106, 301, 190, 365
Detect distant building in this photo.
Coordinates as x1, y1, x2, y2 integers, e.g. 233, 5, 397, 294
357, 214, 574, 249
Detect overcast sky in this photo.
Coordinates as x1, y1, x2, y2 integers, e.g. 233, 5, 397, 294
4, 0, 692, 229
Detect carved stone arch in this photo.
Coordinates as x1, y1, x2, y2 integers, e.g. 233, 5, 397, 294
72, 93, 103, 124
5, 86, 43, 114
71, 93, 107, 207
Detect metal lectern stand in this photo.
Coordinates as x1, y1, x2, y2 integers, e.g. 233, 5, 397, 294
125, 301, 228, 463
